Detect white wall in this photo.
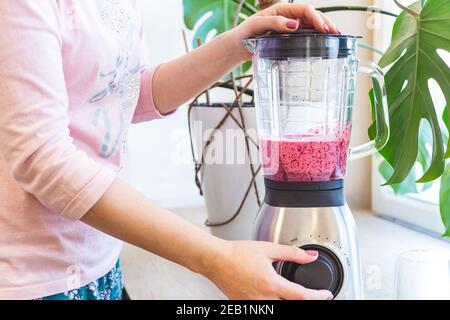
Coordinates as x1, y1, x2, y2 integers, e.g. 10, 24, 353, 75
124, 0, 377, 209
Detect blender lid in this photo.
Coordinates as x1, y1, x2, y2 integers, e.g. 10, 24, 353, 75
250, 29, 362, 60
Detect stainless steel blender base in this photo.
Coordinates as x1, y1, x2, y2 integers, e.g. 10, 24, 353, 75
254, 203, 364, 300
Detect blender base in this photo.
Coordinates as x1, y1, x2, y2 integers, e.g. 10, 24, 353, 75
254, 203, 364, 300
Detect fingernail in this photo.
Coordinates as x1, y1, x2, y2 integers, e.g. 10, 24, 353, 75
327, 294, 334, 301
306, 250, 319, 257
323, 23, 330, 33
286, 20, 299, 30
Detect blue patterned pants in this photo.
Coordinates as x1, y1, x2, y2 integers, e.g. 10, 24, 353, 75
39, 260, 123, 300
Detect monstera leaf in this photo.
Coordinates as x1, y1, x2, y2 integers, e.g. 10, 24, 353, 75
183, 0, 257, 76
445, 107, 449, 124
443, 106, 450, 159
379, 122, 434, 194
442, 108, 449, 236
440, 164, 450, 237
183, 0, 256, 47
372, 0, 450, 185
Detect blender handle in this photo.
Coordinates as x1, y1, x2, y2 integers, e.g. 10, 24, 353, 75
349, 60, 390, 161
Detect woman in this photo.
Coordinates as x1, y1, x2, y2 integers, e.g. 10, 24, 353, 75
0, 0, 339, 300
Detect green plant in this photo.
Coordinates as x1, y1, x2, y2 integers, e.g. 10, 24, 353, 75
182, 0, 450, 236
369, 0, 450, 236
183, 0, 257, 46
183, 0, 259, 75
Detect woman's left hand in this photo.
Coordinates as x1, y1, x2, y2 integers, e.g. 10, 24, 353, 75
151, 3, 340, 113
230, 3, 340, 61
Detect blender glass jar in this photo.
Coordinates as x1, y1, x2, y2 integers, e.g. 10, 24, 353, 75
244, 31, 389, 182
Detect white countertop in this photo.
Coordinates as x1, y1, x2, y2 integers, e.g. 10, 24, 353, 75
121, 207, 449, 300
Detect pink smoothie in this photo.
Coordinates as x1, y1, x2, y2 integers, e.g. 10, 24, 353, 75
261, 124, 352, 182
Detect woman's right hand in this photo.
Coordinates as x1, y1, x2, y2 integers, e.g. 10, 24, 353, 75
205, 241, 334, 300
82, 179, 333, 300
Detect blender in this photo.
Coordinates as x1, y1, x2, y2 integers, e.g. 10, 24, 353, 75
243, 31, 389, 300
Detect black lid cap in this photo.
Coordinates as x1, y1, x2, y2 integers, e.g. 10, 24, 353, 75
251, 29, 362, 60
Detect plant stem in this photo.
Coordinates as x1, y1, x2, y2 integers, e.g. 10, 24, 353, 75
234, 0, 246, 27
233, 3, 398, 18
358, 43, 384, 55
217, 83, 254, 97
393, 0, 420, 17
232, 0, 258, 14
317, 6, 398, 18
258, 0, 281, 10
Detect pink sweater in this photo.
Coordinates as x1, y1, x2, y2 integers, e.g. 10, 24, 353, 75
0, 0, 166, 299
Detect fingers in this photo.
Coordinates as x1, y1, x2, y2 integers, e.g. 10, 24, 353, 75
277, 277, 334, 300
300, 4, 329, 33
260, 3, 338, 34
266, 243, 319, 265
318, 11, 340, 34
266, 245, 334, 300
244, 15, 300, 36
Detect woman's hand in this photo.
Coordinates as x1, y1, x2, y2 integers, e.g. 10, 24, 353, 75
83, 180, 333, 301
150, 4, 340, 116
206, 241, 334, 300
231, 3, 340, 61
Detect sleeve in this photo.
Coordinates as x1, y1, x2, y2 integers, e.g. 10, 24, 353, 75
132, 6, 175, 124
132, 66, 172, 124
0, 0, 116, 221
